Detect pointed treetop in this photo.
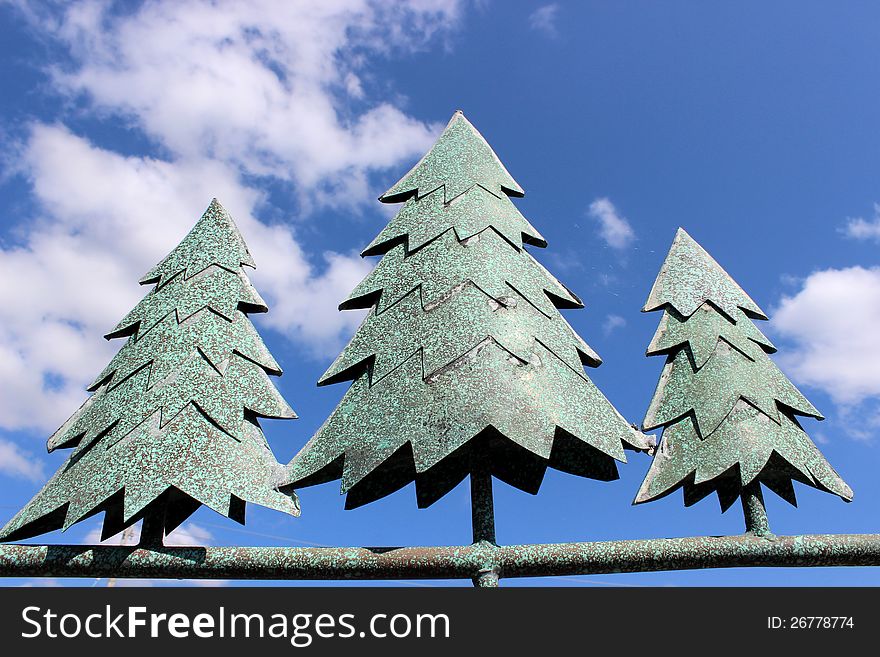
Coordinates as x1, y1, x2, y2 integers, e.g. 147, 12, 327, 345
380, 111, 524, 204
140, 198, 256, 287
643, 228, 766, 320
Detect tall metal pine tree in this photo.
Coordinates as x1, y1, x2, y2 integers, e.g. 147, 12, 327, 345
634, 228, 852, 534
283, 112, 648, 542
0, 200, 299, 545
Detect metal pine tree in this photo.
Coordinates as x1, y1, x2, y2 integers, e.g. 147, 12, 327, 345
634, 228, 852, 534
0, 200, 299, 546
282, 112, 648, 567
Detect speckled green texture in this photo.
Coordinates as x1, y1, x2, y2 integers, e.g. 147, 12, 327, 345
295, 343, 642, 508
88, 303, 281, 396
283, 111, 648, 509
0, 199, 298, 544
106, 266, 267, 342
380, 111, 525, 203
140, 200, 256, 286
636, 228, 852, 511
344, 228, 581, 319
646, 304, 775, 368
3, 533, 880, 581
643, 341, 822, 436
322, 282, 598, 387
643, 228, 766, 320
364, 185, 546, 256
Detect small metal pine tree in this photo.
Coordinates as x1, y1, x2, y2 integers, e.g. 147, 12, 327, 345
282, 111, 648, 553
0, 199, 299, 546
634, 228, 852, 534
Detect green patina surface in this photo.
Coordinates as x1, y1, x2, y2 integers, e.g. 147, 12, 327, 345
3, 533, 880, 581
642, 228, 767, 320
322, 283, 598, 387
344, 228, 580, 319
363, 185, 546, 256
646, 304, 774, 369
106, 266, 268, 342
282, 111, 649, 510
0, 200, 298, 544
139, 201, 256, 286
636, 228, 853, 513
643, 342, 821, 437
379, 110, 525, 204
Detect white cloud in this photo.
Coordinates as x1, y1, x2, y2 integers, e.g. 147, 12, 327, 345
0, 1, 462, 434
0, 438, 45, 482
773, 267, 880, 435
0, 125, 372, 433
40, 0, 459, 209
84, 525, 135, 546
588, 197, 635, 250
166, 522, 213, 547
842, 202, 880, 242
529, 4, 560, 38
602, 314, 627, 336
85, 521, 212, 546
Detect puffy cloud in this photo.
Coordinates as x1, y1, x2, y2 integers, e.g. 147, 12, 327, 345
0, 125, 371, 433
602, 314, 627, 336
0, 439, 45, 482
0, 1, 464, 433
42, 0, 459, 209
773, 266, 880, 439
842, 202, 880, 242
588, 197, 636, 250
529, 4, 560, 38
26, 125, 372, 352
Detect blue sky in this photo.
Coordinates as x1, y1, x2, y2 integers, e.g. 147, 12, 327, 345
1, 1, 879, 587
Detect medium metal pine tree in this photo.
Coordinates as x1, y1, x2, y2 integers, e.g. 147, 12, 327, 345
0, 199, 299, 546
634, 228, 852, 534
283, 111, 648, 546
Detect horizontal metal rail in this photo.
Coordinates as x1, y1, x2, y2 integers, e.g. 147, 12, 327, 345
2, 533, 880, 582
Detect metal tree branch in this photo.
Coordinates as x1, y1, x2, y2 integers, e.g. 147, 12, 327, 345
470, 468, 499, 587
470, 469, 496, 547
2, 533, 880, 582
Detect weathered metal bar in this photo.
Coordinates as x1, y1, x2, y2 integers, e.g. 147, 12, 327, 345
2, 533, 880, 582
740, 483, 771, 537
470, 470, 496, 546
494, 533, 880, 578
469, 469, 499, 587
